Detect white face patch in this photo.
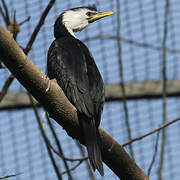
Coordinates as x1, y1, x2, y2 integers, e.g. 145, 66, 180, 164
62, 8, 96, 37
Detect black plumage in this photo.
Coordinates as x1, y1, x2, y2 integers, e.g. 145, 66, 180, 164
47, 6, 113, 175
47, 37, 104, 174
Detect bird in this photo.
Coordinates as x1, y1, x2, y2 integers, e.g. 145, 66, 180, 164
47, 5, 113, 176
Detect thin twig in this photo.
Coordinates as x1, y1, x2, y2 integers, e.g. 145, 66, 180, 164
48, 138, 87, 161
0, 0, 55, 105
0, 173, 22, 179
13, 10, 17, 39
24, 0, 55, 54
46, 113, 74, 180
83, 35, 180, 54
44, 114, 87, 162
1, 0, 10, 26
19, 16, 31, 26
122, 116, 180, 147
147, 130, 160, 177
0, 74, 14, 103
116, 0, 134, 159
158, 1, 169, 179
0, 1, 16, 103
0, 5, 6, 23
61, 160, 84, 176
11, 10, 19, 40
27, 93, 62, 180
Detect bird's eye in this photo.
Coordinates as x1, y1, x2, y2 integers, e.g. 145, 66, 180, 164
86, 12, 94, 16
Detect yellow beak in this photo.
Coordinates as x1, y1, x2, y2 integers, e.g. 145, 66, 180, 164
88, 11, 114, 23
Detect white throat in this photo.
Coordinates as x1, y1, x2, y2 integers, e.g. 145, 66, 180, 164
62, 9, 90, 38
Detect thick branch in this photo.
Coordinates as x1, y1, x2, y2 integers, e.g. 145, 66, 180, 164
0, 25, 149, 180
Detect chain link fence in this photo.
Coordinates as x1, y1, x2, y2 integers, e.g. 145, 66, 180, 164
0, 0, 180, 179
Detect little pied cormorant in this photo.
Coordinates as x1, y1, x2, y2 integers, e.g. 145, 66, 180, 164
47, 5, 113, 176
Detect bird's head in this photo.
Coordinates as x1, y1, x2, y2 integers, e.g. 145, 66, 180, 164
54, 5, 114, 38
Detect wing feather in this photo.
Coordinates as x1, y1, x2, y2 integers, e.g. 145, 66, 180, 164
47, 37, 103, 118
47, 37, 105, 175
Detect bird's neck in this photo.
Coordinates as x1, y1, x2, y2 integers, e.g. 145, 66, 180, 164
54, 16, 76, 39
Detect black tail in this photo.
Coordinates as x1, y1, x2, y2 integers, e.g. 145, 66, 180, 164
81, 119, 104, 176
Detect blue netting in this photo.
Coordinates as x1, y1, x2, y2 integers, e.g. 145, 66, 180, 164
0, 0, 180, 179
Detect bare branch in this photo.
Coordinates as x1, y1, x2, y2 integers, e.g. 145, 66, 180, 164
7, 11, 20, 39
116, 0, 134, 159
0, 25, 149, 180
19, 16, 31, 26
0, 5, 6, 23
0, 74, 14, 103
24, 0, 55, 54
0, 173, 22, 179
1, 0, 10, 26
48, 135, 87, 162
0, 0, 55, 106
122, 116, 180, 147
41, 113, 88, 162
46, 114, 74, 180
61, 160, 84, 176
159, 1, 169, 179
147, 131, 160, 177
27, 93, 62, 180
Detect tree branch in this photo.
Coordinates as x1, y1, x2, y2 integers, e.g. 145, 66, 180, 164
0, 5, 6, 25
27, 93, 62, 180
122, 116, 180, 147
147, 131, 160, 177
116, 0, 134, 160
159, 1, 169, 179
24, 0, 55, 54
46, 114, 74, 180
0, 25, 149, 180
61, 160, 84, 176
1, 0, 10, 26
0, 74, 14, 103
0, 173, 22, 179
0, 0, 55, 106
